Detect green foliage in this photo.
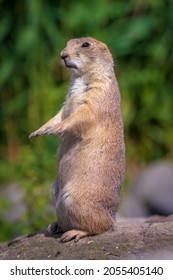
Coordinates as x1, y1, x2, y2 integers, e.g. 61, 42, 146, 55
0, 0, 172, 241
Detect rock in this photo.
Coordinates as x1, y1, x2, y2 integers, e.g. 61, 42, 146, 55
0, 216, 173, 260
0, 183, 26, 221
120, 161, 173, 217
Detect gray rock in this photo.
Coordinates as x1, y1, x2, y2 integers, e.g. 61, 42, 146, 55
120, 161, 173, 217
0, 183, 26, 221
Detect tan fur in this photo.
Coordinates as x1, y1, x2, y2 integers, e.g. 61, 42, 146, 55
30, 37, 125, 242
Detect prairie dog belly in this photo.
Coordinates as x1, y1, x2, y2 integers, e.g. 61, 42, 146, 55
58, 134, 118, 185
59, 125, 124, 182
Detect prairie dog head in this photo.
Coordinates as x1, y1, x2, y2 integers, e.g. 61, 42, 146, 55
60, 37, 114, 76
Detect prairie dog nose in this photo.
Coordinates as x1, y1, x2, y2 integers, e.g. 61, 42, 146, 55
60, 50, 68, 60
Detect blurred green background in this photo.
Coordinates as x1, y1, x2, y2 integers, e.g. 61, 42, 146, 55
0, 0, 172, 242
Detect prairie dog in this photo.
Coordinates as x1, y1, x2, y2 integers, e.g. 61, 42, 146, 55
29, 37, 125, 242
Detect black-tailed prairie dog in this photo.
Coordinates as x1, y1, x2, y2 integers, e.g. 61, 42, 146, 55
29, 37, 125, 242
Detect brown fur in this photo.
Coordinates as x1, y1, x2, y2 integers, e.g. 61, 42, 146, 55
29, 37, 125, 242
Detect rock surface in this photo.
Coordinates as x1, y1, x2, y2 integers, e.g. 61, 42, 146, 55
120, 161, 173, 217
0, 216, 173, 260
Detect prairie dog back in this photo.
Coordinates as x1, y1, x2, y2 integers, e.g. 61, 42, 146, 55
30, 37, 125, 242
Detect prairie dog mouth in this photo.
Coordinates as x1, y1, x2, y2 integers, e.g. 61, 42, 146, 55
62, 59, 78, 69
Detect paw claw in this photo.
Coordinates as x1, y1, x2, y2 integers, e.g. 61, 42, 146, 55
29, 125, 62, 138
29, 129, 48, 138
29, 132, 37, 138
60, 229, 89, 243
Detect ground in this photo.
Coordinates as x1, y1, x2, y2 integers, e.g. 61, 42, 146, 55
0, 216, 173, 260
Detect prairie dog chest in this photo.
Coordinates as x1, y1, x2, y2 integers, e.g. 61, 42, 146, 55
63, 77, 87, 118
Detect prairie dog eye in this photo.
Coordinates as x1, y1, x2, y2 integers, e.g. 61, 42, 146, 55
81, 42, 90, 48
